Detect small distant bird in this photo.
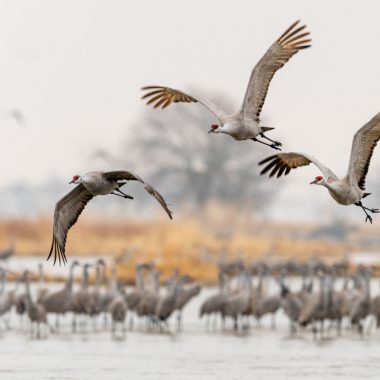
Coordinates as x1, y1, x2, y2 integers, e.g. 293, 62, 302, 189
259, 113, 380, 223
0, 109, 25, 126
47, 170, 173, 264
141, 20, 311, 150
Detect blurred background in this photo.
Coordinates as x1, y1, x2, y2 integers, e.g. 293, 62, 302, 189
0, 0, 380, 281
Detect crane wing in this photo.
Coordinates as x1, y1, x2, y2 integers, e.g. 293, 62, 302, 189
242, 20, 311, 122
47, 184, 94, 265
141, 86, 226, 120
259, 152, 338, 180
103, 170, 173, 219
345, 113, 380, 190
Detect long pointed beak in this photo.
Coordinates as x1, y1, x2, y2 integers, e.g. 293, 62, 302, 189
69, 180, 75, 184
208, 129, 213, 134
310, 179, 317, 185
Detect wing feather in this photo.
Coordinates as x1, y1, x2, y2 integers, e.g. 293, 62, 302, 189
47, 184, 94, 265
259, 152, 337, 180
141, 86, 226, 120
103, 170, 173, 219
346, 113, 380, 190
242, 20, 311, 122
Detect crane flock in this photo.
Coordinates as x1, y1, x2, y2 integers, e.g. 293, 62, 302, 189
1, 258, 380, 341
0, 18, 379, 348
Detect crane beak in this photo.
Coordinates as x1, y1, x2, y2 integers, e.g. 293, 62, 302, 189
310, 179, 318, 185
69, 179, 75, 184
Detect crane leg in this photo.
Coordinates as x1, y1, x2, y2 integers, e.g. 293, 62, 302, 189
112, 189, 134, 199
260, 133, 282, 147
355, 201, 379, 224
252, 138, 281, 151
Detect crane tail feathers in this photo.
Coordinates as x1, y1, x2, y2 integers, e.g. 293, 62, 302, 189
260, 126, 275, 132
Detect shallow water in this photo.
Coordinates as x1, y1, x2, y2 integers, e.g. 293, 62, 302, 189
1, 284, 380, 380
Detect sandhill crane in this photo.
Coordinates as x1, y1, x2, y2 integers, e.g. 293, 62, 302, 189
349, 268, 371, 335
87, 260, 106, 327
155, 276, 181, 331
107, 267, 128, 339
109, 296, 128, 339
250, 267, 266, 324
15, 290, 28, 324
324, 272, 344, 336
279, 278, 303, 334
298, 272, 327, 339
47, 170, 173, 264
72, 263, 95, 333
0, 268, 16, 328
125, 263, 147, 329
137, 270, 161, 328
42, 260, 79, 329
222, 270, 252, 332
199, 270, 228, 330
36, 263, 49, 304
141, 20, 311, 150
175, 282, 201, 330
22, 270, 48, 339
99, 262, 126, 329
14, 272, 30, 327
259, 113, 380, 223
256, 295, 281, 328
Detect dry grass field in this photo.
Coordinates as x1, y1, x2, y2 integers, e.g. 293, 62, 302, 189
2, 203, 372, 283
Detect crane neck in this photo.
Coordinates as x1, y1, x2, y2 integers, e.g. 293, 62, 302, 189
24, 275, 32, 304
38, 264, 45, 288
82, 266, 90, 289
94, 266, 102, 290
65, 263, 77, 291
153, 271, 160, 294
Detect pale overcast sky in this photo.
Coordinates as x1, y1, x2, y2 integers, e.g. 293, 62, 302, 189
1, 0, 380, 222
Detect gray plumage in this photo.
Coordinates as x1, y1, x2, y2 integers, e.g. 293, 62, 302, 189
23, 270, 48, 339
142, 20, 311, 149
350, 270, 371, 332
259, 113, 380, 223
47, 170, 173, 264
156, 278, 181, 323
42, 261, 79, 315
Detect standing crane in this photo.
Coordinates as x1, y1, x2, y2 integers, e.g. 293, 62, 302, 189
47, 170, 173, 264
22, 270, 48, 339
141, 20, 311, 150
259, 113, 380, 223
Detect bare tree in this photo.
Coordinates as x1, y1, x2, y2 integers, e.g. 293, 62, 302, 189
115, 92, 278, 213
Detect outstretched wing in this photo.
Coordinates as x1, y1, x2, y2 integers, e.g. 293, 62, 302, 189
259, 152, 338, 180
141, 86, 226, 120
346, 113, 380, 190
47, 184, 94, 265
103, 170, 173, 219
242, 20, 311, 122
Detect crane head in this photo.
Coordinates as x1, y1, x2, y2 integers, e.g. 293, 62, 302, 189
69, 175, 82, 184
310, 175, 324, 185
208, 123, 220, 134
